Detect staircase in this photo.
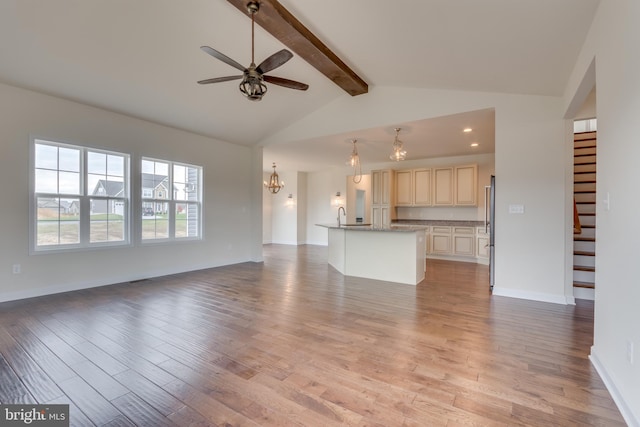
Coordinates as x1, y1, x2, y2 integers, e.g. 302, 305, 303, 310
573, 131, 597, 299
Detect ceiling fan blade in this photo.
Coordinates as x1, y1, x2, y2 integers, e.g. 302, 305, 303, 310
257, 49, 293, 74
197, 75, 243, 84
200, 46, 246, 72
264, 75, 309, 91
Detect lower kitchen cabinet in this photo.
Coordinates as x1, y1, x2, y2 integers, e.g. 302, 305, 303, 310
430, 226, 452, 255
476, 226, 490, 259
453, 227, 475, 256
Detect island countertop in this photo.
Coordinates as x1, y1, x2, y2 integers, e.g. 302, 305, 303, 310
316, 223, 429, 232
392, 219, 484, 227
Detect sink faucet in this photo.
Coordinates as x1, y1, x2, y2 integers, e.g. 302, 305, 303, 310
337, 206, 346, 226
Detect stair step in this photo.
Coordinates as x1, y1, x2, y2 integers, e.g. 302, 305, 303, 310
574, 170, 597, 174
576, 201, 596, 205
574, 190, 596, 194
580, 224, 595, 229
574, 161, 597, 166
573, 281, 595, 289
574, 251, 595, 256
574, 236, 596, 242
578, 212, 596, 217
574, 180, 597, 184
574, 153, 596, 158
574, 265, 595, 272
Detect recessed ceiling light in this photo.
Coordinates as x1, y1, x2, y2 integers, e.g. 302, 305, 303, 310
470, 143, 479, 147
463, 128, 473, 133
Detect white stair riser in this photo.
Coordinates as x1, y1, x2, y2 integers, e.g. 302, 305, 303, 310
573, 270, 595, 283
574, 241, 595, 252
575, 228, 596, 238
578, 216, 596, 227
574, 255, 595, 267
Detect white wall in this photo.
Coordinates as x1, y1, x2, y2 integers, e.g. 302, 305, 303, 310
564, 1, 640, 424
0, 83, 260, 302
262, 171, 273, 244
269, 170, 298, 244
305, 169, 347, 245
296, 172, 307, 245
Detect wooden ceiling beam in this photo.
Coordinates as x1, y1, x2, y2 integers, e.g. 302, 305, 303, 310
226, 0, 368, 96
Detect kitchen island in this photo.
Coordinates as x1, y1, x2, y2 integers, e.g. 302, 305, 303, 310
317, 224, 428, 285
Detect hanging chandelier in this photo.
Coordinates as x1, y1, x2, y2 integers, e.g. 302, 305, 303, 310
264, 162, 284, 194
389, 127, 406, 161
346, 139, 362, 183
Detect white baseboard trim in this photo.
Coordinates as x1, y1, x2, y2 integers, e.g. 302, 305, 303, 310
269, 240, 300, 245
0, 259, 248, 304
590, 347, 639, 427
305, 240, 328, 246
426, 254, 488, 265
491, 286, 571, 305
573, 286, 595, 300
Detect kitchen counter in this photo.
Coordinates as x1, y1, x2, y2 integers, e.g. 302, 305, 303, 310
317, 224, 427, 285
316, 223, 429, 232
393, 219, 484, 227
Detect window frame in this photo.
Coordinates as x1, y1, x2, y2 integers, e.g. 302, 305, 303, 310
30, 137, 131, 254
140, 157, 203, 243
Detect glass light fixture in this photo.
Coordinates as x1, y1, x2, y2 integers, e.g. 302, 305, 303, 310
346, 139, 362, 183
264, 162, 284, 194
333, 191, 344, 207
286, 193, 295, 207
389, 127, 406, 161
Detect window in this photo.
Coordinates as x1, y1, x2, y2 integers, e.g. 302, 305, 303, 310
141, 158, 202, 241
32, 138, 129, 251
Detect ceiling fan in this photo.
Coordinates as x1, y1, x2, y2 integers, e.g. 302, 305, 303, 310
198, 1, 309, 101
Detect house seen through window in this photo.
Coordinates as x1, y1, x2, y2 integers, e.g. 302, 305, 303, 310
33, 139, 130, 251
141, 158, 202, 241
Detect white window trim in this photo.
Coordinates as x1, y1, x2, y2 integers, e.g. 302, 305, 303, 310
29, 137, 131, 254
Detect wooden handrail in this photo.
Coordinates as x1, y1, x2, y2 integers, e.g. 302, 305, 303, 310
573, 198, 582, 234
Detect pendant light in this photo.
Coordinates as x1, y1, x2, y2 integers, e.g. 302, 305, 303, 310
389, 127, 406, 161
264, 162, 284, 194
346, 139, 362, 183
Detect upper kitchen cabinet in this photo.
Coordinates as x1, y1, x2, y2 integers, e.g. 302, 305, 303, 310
454, 164, 478, 206
396, 168, 431, 206
433, 167, 454, 206
414, 163, 478, 207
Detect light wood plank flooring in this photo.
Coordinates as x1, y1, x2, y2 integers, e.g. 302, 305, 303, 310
0, 244, 626, 426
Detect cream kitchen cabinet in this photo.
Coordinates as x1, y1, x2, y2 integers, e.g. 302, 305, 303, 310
454, 164, 478, 206
395, 168, 431, 206
453, 226, 475, 256
372, 206, 392, 229
371, 169, 395, 227
429, 226, 452, 255
476, 226, 490, 259
433, 167, 454, 206
433, 164, 478, 207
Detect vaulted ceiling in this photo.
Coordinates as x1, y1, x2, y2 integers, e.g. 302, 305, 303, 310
0, 0, 599, 171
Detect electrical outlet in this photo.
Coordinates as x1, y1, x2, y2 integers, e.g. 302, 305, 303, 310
627, 340, 634, 364
12, 264, 21, 274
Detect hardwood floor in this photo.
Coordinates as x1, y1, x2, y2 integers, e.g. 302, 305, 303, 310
0, 244, 626, 426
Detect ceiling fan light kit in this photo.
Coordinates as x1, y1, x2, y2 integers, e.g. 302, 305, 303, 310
198, 1, 308, 101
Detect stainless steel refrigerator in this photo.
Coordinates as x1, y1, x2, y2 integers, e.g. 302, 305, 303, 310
485, 175, 496, 291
